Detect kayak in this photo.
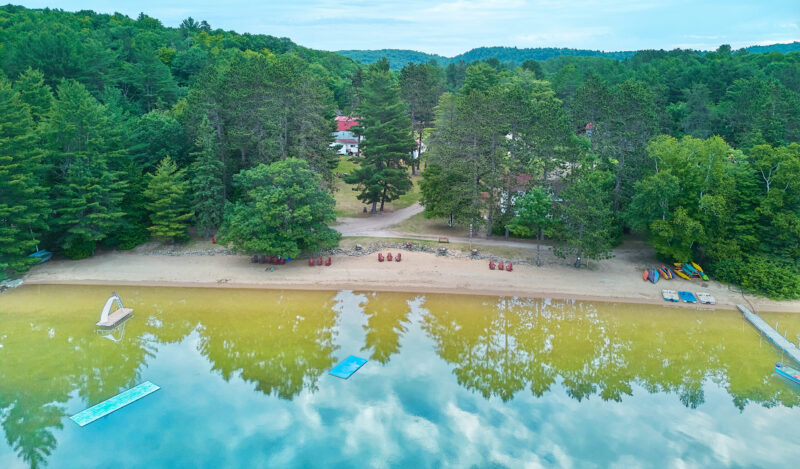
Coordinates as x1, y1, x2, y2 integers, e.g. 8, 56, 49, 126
691, 262, 709, 280
650, 269, 660, 284
691, 262, 705, 273
643, 270, 649, 281
672, 266, 692, 280
775, 362, 800, 385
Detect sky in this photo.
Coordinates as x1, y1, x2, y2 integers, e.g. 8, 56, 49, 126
14, 1, 800, 56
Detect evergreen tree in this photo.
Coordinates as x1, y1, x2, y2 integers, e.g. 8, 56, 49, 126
190, 116, 225, 238
219, 158, 340, 258
399, 62, 443, 173
13, 67, 52, 124
345, 58, 415, 213
44, 80, 125, 259
144, 156, 193, 242
553, 169, 615, 267
0, 77, 49, 277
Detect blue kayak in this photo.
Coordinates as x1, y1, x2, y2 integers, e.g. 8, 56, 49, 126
28, 249, 53, 264
678, 291, 697, 303
776, 362, 800, 385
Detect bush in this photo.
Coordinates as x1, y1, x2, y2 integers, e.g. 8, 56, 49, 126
710, 255, 800, 300
63, 239, 95, 259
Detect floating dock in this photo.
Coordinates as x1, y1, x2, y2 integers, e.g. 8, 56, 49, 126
738, 305, 800, 366
329, 356, 367, 379
70, 381, 160, 426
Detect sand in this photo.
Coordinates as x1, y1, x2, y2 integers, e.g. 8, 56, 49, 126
21, 247, 800, 313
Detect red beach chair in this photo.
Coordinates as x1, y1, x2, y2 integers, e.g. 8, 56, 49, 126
507, 262, 513, 271
325, 257, 331, 266
378, 253, 384, 262
387, 253, 393, 261
317, 257, 323, 266
308, 257, 315, 266
489, 260, 495, 270
396, 252, 401, 262
498, 261, 505, 271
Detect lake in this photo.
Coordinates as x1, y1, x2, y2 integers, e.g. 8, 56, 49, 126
1, 285, 799, 468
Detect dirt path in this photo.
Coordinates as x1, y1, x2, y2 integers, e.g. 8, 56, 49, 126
336, 203, 425, 237
336, 202, 547, 250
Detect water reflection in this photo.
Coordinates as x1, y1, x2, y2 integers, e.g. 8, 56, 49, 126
0, 286, 799, 468
421, 296, 800, 409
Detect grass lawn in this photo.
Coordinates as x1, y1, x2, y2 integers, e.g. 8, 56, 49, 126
390, 211, 470, 237
333, 156, 422, 218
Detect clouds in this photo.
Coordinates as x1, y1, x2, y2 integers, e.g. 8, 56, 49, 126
15, 0, 800, 55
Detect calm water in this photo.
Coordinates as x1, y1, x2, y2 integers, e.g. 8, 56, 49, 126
1, 285, 799, 468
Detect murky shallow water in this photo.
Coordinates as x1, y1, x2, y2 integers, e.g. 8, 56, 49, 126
1, 285, 799, 468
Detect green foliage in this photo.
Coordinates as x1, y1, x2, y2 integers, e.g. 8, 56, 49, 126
219, 158, 340, 257
45, 80, 125, 258
190, 116, 225, 238
144, 156, 193, 242
13, 68, 53, 123
345, 58, 415, 212
553, 170, 616, 264
506, 187, 553, 238
0, 76, 49, 276
711, 256, 800, 300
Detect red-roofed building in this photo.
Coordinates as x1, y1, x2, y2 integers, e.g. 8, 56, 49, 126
335, 115, 360, 132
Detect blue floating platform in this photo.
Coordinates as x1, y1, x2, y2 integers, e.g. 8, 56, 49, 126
678, 291, 697, 303
329, 355, 367, 379
71, 381, 160, 427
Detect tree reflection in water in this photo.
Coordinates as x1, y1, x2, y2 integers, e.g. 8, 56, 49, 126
421, 296, 800, 409
360, 292, 415, 364
2, 286, 800, 468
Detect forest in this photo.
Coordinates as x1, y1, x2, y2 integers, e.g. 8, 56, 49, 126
0, 5, 798, 298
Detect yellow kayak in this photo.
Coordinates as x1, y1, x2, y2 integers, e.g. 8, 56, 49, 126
673, 263, 692, 280
691, 262, 705, 273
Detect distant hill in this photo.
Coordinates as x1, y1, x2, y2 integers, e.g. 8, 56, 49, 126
338, 42, 800, 70
744, 41, 800, 54
338, 46, 638, 69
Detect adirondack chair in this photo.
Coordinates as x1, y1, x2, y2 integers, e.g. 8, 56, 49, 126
316, 257, 323, 266
507, 262, 513, 271
395, 252, 401, 262
387, 253, 393, 261
325, 257, 331, 266
489, 260, 496, 270
308, 257, 315, 266
498, 261, 505, 271
378, 253, 384, 262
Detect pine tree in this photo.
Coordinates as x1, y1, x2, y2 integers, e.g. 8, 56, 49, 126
145, 156, 193, 242
0, 77, 50, 277
13, 68, 53, 124
190, 116, 225, 238
345, 58, 415, 213
45, 80, 125, 258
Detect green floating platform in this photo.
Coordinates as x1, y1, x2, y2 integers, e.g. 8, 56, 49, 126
71, 381, 160, 427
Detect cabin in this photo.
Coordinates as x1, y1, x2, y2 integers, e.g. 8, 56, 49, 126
331, 116, 361, 155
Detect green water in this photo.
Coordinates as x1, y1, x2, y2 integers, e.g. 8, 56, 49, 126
1, 285, 799, 468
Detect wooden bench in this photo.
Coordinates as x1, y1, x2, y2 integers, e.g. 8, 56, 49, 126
438, 237, 449, 243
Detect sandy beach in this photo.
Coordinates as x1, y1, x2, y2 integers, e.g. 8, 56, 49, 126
20, 244, 800, 313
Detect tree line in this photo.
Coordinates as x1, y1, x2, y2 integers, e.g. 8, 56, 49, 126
0, 5, 798, 299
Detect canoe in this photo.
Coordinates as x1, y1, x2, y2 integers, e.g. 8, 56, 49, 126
678, 291, 697, 303
643, 270, 649, 281
775, 362, 800, 385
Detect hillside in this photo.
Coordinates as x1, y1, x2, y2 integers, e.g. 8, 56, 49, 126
338, 42, 800, 69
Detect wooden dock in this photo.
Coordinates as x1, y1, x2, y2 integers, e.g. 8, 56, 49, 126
96, 308, 133, 328
738, 304, 800, 366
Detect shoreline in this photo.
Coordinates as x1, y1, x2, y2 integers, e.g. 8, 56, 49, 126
18, 249, 800, 313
